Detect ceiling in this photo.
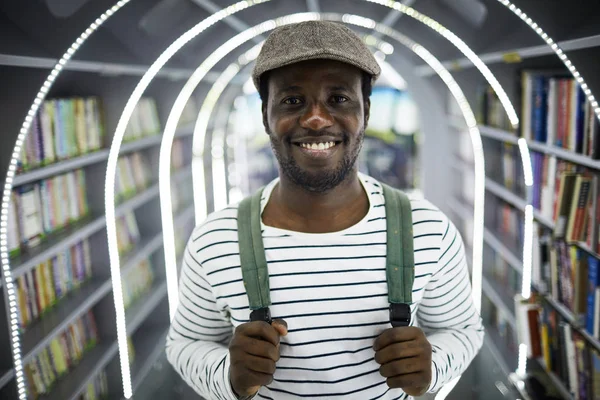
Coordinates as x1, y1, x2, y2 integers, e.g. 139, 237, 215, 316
1, 0, 599, 88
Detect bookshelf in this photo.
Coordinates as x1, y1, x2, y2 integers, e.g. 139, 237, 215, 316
0, 86, 198, 399
481, 219, 600, 357
40, 341, 118, 400
129, 327, 169, 392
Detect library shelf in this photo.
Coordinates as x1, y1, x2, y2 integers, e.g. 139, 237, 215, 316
0, 53, 195, 80
482, 227, 523, 276
40, 341, 118, 400
130, 326, 170, 392
478, 124, 600, 171
482, 275, 517, 332
126, 280, 168, 336
12, 123, 195, 188
542, 296, 600, 353
10, 215, 107, 280
484, 178, 555, 229
0, 370, 14, 391
10, 164, 192, 280
415, 34, 600, 77
531, 358, 575, 400
120, 234, 165, 275
482, 227, 600, 353
13, 150, 110, 187
485, 323, 519, 374
20, 279, 112, 365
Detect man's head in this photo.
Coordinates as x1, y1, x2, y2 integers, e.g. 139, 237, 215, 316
252, 20, 380, 193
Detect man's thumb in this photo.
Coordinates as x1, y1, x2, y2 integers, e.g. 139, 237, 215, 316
272, 319, 288, 336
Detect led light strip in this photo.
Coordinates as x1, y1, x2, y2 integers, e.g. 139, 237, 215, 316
0, 1, 131, 398
365, 0, 519, 128
496, 0, 600, 375
157, 1, 526, 325
497, 0, 600, 122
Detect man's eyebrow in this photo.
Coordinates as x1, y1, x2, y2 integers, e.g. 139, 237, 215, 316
277, 85, 303, 94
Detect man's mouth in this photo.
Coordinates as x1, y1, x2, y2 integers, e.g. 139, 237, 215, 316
297, 141, 338, 150
291, 138, 342, 159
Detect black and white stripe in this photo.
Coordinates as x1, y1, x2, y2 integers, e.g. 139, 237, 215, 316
166, 174, 484, 399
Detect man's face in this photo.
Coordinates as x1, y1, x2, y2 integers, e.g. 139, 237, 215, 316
263, 59, 369, 193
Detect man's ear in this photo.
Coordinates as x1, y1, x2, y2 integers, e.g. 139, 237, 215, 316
262, 102, 269, 134
364, 98, 371, 128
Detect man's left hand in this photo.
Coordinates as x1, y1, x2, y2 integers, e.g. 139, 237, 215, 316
373, 326, 432, 396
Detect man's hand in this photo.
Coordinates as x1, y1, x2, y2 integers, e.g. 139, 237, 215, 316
373, 326, 432, 396
229, 319, 288, 398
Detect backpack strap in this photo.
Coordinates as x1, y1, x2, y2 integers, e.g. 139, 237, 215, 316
238, 187, 272, 324
238, 184, 414, 328
382, 183, 414, 327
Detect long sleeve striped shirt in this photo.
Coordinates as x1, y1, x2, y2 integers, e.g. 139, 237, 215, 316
166, 174, 484, 399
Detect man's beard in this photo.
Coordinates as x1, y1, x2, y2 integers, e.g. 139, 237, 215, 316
268, 129, 364, 193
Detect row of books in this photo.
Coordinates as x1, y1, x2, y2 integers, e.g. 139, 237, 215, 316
78, 370, 108, 400
26, 311, 98, 399
484, 140, 527, 198
485, 200, 524, 256
516, 295, 600, 399
485, 243, 521, 296
532, 230, 600, 338
124, 98, 161, 142
17, 239, 92, 331
116, 152, 152, 201
494, 147, 600, 250
172, 138, 186, 171
9, 170, 89, 256
116, 212, 141, 256
482, 290, 519, 355
476, 84, 513, 131
122, 258, 154, 310
18, 97, 104, 173
521, 71, 600, 157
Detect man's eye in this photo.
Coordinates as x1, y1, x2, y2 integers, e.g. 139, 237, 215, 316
283, 97, 302, 105
332, 96, 348, 103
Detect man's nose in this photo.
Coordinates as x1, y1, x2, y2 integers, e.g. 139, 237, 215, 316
299, 102, 334, 131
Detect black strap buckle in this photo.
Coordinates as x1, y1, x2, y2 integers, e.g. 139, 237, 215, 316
250, 307, 272, 324
389, 303, 411, 327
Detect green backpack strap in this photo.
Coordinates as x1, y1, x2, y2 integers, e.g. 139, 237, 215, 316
382, 183, 414, 327
237, 183, 414, 327
237, 188, 272, 324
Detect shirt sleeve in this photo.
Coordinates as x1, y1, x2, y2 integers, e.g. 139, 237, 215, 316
417, 215, 485, 393
165, 239, 239, 400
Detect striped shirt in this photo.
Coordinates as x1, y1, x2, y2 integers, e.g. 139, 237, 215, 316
166, 174, 484, 400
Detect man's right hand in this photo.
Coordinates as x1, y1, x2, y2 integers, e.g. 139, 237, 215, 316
229, 319, 288, 398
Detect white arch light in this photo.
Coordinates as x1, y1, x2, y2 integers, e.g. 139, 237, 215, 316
0, 1, 132, 398
3, 0, 597, 398
167, 11, 486, 400
156, 0, 532, 328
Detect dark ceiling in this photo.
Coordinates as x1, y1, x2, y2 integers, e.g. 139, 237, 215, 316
2, 0, 599, 76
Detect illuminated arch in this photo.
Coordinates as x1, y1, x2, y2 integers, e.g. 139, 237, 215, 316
1, 0, 598, 398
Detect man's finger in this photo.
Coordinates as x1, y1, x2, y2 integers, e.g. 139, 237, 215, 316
379, 357, 421, 378
245, 354, 277, 375
386, 372, 426, 389
373, 327, 422, 351
236, 321, 280, 346
241, 370, 275, 388
374, 342, 422, 365
237, 336, 280, 361
272, 319, 288, 336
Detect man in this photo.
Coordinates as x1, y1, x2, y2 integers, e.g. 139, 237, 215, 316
166, 20, 484, 400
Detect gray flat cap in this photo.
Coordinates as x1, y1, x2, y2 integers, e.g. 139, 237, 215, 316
252, 20, 381, 90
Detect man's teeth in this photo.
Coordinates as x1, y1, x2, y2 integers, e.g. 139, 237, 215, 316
300, 142, 336, 150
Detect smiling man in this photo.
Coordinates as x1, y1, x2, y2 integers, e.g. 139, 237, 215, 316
166, 20, 484, 400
